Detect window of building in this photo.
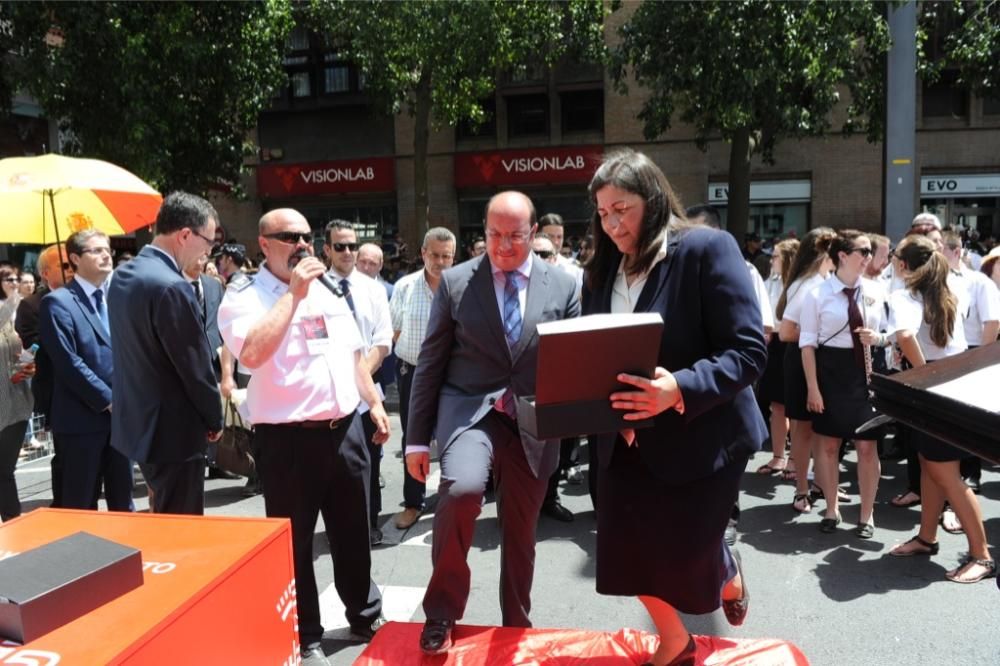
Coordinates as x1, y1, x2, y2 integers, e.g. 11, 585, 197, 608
922, 70, 968, 119
278, 28, 364, 101
507, 94, 549, 137
718, 203, 810, 242
560, 89, 603, 134
983, 94, 1000, 116
457, 98, 497, 140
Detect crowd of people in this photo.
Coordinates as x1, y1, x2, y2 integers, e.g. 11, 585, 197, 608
1, 148, 997, 665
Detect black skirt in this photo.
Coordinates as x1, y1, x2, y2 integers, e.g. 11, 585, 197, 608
595, 438, 745, 615
783, 342, 811, 421
811, 347, 885, 440
758, 336, 786, 404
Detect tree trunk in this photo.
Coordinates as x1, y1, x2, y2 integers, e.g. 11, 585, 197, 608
726, 126, 753, 247
412, 68, 432, 247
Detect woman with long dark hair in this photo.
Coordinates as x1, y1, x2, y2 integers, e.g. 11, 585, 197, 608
584, 149, 767, 665
799, 230, 888, 537
776, 228, 836, 513
886, 235, 994, 583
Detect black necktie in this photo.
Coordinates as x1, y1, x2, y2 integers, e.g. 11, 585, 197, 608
190, 279, 204, 308
843, 286, 865, 369
339, 278, 356, 315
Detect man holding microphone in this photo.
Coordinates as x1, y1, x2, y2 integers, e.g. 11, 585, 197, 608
218, 208, 389, 666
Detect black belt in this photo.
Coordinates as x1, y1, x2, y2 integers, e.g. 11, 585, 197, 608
280, 412, 354, 430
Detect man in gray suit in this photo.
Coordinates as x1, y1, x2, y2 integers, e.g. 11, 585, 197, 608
406, 191, 580, 655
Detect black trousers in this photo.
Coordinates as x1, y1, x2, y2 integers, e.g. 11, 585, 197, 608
0, 421, 27, 522
362, 411, 382, 528
140, 459, 206, 515
60, 431, 132, 511
255, 414, 381, 648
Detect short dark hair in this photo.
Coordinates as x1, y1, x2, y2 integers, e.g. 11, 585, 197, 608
539, 213, 564, 228
219, 243, 247, 265
685, 204, 722, 229
155, 191, 218, 236
324, 219, 355, 244
66, 229, 110, 269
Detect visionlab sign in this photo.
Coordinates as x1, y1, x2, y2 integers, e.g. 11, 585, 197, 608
454, 146, 603, 188
257, 157, 395, 198
920, 174, 1000, 197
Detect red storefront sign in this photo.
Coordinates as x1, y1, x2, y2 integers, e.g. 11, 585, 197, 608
454, 146, 603, 188
257, 157, 395, 198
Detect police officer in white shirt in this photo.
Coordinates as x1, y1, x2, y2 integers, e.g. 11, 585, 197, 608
324, 220, 393, 546
218, 209, 390, 666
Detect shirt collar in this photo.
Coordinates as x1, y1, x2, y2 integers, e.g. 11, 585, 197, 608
329, 267, 355, 283
830, 273, 861, 291
490, 254, 534, 280
147, 243, 179, 272
75, 275, 109, 298
616, 231, 668, 281
256, 264, 288, 296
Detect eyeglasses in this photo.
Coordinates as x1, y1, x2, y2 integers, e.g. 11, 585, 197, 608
485, 229, 531, 245
331, 242, 359, 253
263, 231, 312, 245
534, 250, 554, 259
847, 247, 873, 258
1, 277, 17, 283
188, 228, 216, 246
81, 247, 113, 256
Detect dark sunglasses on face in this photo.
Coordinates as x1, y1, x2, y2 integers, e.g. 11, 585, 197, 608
332, 242, 359, 253
263, 231, 312, 245
848, 247, 873, 258
534, 250, 554, 259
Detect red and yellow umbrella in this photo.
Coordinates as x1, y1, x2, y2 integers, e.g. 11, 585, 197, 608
0, 154, 163, 244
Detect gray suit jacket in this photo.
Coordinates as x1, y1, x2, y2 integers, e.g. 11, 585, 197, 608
407, 254, 580, 478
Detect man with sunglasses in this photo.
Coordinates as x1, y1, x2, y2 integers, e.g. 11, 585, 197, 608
108, 192, 224, 515
218, 209, 390, 665
15, 243, 72, 507
323, 220, 393, 548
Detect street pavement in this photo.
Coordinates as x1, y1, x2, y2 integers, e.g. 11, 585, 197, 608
14, 415, 1000, 665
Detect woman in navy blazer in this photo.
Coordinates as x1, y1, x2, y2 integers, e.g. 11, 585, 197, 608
583, 150, 767, 666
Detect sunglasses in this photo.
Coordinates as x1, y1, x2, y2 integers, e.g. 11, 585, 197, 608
1, 277, 17, 283
331, 242, 359, 253
848, 247, 873, 258
534, 250, 554, 259
263, 231, 312, 245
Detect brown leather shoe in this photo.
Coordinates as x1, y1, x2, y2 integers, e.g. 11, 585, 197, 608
419, 619, 454, 655
394, 507, 421, 530
722, 550, 749, 626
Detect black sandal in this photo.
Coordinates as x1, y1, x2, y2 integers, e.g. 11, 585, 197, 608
792, 493, 811, 514
945, 556, 997, 584
889, 534, 939, 557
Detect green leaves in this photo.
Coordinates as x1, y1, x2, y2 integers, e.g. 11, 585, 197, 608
4, 1, 293, 194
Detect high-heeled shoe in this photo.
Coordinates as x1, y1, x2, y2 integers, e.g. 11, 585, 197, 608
642, 634, 697, 666
722, 550, 749, 626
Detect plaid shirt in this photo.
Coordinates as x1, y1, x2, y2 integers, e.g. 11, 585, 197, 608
390, 269, 436, 366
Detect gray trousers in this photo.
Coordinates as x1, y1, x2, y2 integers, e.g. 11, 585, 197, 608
422, 411, 547, 627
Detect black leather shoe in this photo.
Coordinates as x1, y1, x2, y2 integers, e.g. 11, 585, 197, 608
541, 499, 574, 522
722, 550, 749, 626
420, 618, 455, 655
207, 466, 240, 480
349, 614, 387, 642
300, 646, 331, 666
370, 527, 384, 547
241, 475, 262, 497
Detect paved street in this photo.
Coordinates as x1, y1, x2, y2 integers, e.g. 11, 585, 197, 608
15, 415, 1000, 665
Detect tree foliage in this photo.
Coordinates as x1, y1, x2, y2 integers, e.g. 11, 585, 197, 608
308, 0, 606, 233
919, 0, 1000, 99
3, 1, 293, 194
613, 1, 890, 237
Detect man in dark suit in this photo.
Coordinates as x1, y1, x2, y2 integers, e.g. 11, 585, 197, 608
38, 230, 132, 510
406, 191, 580, 655
108, 192, 224, 515
15, 243, 72, 507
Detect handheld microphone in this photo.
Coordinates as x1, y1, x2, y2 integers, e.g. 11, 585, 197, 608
288, 248, 345, 298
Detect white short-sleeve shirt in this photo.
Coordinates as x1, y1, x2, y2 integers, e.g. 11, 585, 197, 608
799, 274, 886, 349
889, 279, 968, 360
951, 269, 1000, 346
781, 273, 826, 325
218, 264, 364, 424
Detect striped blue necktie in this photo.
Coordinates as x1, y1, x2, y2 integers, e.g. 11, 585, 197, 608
503, 270, 522, 348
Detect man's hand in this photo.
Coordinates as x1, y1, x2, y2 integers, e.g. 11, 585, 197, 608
369, 404, 391, 445
406, 451, 430, 483
220, 375, 236, 400
288, 256, 326, 299
207, 429, 223, 442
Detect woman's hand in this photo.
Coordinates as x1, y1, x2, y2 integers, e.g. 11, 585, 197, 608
610, 367, 681, 421
10, 361, 35, 384
806, 385, 824, 414
855, 327, 881, 346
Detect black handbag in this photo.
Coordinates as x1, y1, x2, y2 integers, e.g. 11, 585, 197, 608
215, 400, 255, 477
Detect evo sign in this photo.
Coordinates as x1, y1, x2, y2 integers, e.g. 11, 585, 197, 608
455, 146, 602, 188
257, 157, 395, 198
708, 180, 811, 204
921, 174, 1000, 197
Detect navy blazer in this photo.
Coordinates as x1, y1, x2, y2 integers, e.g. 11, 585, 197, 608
583, 226, 768, 484
108, 245, 223, 464
38, 279, 113, 435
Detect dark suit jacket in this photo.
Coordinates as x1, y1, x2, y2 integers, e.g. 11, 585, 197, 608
197, 274, 224, 379
108, 245, 223, 464
38, 279, 113, 435
15, 291, 54, 420
407, 254, 580, 479
583, 226, 768, 484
